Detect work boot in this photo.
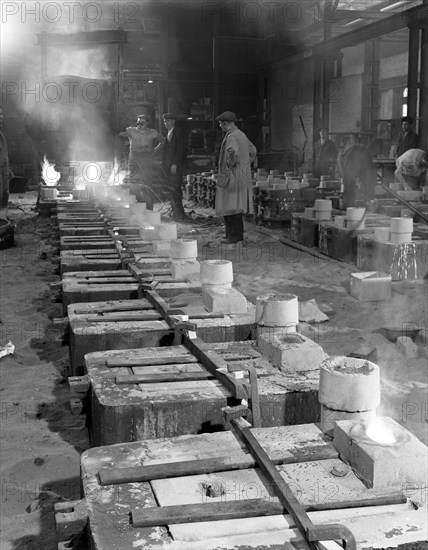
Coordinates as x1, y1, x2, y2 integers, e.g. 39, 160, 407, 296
220, 237, 242, 244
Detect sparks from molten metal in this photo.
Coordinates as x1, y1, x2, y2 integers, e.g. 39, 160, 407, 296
41, 155, 60, 186
108, 160, 127, 186
365, 417, 396, 445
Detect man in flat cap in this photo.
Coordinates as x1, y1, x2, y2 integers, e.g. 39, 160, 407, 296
395, 116, 419, 158
313, 127, 338, 178
162, 113, 187, 220
215, 111, 257, 244
119, 114, 165, 209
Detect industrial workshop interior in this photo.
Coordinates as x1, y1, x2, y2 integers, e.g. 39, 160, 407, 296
1, 0, 428, 548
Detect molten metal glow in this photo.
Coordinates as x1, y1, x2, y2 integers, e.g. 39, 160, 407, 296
108, 161, 127, 186
41, 155, 60, 186
366, 418, 396, 445
74, 176, 87, 191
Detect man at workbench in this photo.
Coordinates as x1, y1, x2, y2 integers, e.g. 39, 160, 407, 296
395, 148, 427, 191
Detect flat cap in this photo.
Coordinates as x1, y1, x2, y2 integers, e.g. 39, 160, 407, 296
215, 111, 237, 122
137, 113, 150, 120
162, 113, 177, 120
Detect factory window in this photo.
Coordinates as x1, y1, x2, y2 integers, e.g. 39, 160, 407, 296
402, 87, 408, 117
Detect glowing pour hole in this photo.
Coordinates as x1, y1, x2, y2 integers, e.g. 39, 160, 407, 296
41, 155, 60, 186
365, 418, 396, 445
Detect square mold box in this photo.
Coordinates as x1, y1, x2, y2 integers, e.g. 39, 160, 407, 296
350, 271, 391, 302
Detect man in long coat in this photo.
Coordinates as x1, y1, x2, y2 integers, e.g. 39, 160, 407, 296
0, 108, 12, 215
215, 111, 256, 244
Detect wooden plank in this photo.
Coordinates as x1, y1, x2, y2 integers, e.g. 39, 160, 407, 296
98, 447, 339, 485
81, 312, 163, 323
77, 277, 135, 284
131, 494, 406, 528
128, 264, 171, 278
79, 312, 224, 322
132, 499, 282, 527
84, 255, 119, 259
62, 236, 111, 240
115, 371, 214, 385
188, 312, 224, 320
71, 269, 129, 282
106, 355, 199, 368
72, 302, 188, 315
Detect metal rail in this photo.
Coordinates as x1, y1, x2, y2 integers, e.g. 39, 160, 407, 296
231, 416, 357, 550
380, 184, 428, 224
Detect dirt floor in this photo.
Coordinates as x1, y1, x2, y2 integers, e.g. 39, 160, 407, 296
0, 192, 427, 549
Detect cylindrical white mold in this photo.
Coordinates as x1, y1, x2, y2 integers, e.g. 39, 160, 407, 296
170, 239, 198, 260
319, 356, 380, 412
390, 217, 413, 233
200, 260, 233, 285
314, 199, 332, 212
390, 232, 412, 244
346, 207, 365, 221
255, 293, 299, 330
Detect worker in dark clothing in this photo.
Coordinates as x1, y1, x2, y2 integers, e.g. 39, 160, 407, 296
162, 113, 187, 221
339, 144, 377, 208
119, 114, 165, 209
313, 128, 338, 178
395, 116, 419, 157
0, 107, 12, 216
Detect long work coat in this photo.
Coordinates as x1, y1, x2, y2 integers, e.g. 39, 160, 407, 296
0, 126, 10, 208
215, 127, 256, 217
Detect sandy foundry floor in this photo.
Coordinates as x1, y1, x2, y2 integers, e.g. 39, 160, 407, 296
0, 192, 427, 549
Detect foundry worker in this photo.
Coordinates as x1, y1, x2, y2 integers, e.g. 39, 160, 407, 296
162, 113, 187, 221
0, 107, 12, 215
313, 127, 338, 178
395, 148, 427, 191
215, 111, 257, 244
340, 144, 377, 208
395, 116, 419, 158
119, 114, 165, 209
